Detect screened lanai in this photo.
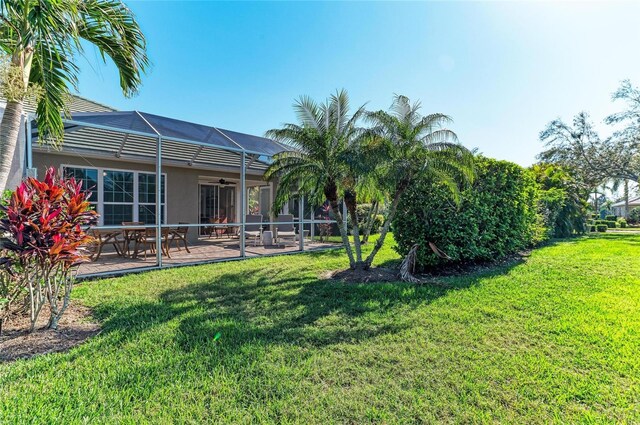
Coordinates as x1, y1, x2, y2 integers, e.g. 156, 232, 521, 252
27, 111, 341, 278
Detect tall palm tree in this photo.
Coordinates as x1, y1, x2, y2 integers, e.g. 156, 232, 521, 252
362, 95, 474, 269
0, 0, 149, 191
264, 90, 366, 268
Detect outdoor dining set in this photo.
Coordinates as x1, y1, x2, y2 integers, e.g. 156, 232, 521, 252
88, 222, 190, 262
88, 214, 308, 262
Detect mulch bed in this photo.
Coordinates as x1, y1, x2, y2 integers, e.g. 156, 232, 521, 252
324, 267, 401, 284
0, 303, 100, 362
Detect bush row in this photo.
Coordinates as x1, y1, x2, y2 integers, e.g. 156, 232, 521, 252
393, 158, 593, 271
393, 157, 540, 270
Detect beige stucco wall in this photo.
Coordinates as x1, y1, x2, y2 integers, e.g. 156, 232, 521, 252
32, 150, 270, 242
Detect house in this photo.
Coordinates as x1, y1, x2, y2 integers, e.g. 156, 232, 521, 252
1, 95, 336, 277
611, 197, 640, 218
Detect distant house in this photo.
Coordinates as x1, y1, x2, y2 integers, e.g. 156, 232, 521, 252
611, 197, 640, 218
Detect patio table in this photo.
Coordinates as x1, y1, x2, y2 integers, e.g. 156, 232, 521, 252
121, 226, 146, 258
89, 229, 126, 261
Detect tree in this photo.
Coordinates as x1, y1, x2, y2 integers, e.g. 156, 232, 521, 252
603, 79, 640, 184
0, 0, 149, 192
531, 163, 588, 238
362, 95, 474, 269
538, 112, 611, 211
264, 90, 367, 269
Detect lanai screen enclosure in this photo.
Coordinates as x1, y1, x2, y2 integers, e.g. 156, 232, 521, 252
26, 111, 339, 278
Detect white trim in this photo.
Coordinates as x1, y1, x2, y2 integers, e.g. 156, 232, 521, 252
60, 163, 167, 226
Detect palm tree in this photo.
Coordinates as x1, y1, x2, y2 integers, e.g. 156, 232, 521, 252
362, 95, 474, 269
264, 90, 366, 268
0, 0, 149, 191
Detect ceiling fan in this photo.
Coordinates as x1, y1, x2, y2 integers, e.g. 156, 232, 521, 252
217, 178, 236, 186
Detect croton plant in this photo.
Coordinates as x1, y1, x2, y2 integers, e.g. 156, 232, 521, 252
0, 167, 98, 332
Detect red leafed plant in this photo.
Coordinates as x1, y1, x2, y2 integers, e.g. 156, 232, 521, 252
0, 167, 98, 332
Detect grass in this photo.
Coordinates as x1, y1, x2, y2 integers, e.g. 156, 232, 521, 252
1, 234, 639, 423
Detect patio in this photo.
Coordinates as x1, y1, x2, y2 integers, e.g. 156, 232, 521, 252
26, 110, 343, 278
78, 235, 341, 277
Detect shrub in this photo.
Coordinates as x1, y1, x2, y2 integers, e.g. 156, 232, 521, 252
531, 164, 588, 239
0, 168, 98, 332
605, 215, 617, 221
347, 203, 385, 236
596, 224, 608, 232
590, 225, 596, 232
394, 157, 539, 270
628, 207, 640, 225
594, 220, 616, 227
618, 218, 628, 228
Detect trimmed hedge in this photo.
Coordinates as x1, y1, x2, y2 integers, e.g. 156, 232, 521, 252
594, 220, 617, 228
596, 224, 608, 232
605, 215, 617, 221
618, 218, 628, 228
393, 157, 539, 270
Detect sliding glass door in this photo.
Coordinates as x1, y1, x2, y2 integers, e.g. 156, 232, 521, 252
199, 184, 236, 234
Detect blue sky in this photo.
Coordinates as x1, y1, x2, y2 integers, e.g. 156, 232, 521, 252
76, 1, 640, 166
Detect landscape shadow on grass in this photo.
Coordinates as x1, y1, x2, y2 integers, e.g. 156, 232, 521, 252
89, 248, 530, 356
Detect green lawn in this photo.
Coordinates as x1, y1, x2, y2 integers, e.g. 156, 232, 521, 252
1, 234, 639, 423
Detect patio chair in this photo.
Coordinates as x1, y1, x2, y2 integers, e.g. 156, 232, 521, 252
89, 229, 126, 261
244, 214, 263, 246
133, 227, 171, 259
169, 222, 191, 253
275, 214, 297, 246
207, 217, 228, 238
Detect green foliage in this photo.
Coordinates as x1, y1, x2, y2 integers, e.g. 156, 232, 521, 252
596, 224, 608, 232
265, 92, 474, 269
0, 168, 98, 331
531, 163, 588, 238
605, 215, 617, 221
0, 1, 149, 145
618, 218, 628, 228
346, 203, 385, 235
594, 220, 617, 228
394, 156, 539, 269
628, 207, 640, 225
590, 225, 596, 232
264, 90, 368, 268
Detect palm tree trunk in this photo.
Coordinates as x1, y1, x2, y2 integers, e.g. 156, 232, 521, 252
328, 199, 356, 268
0, 100, 24, 192
344, 190, 364, 269
324, 181, 356, 267
0, 50, 33, 192
361, 200, 379, 244
364, 187, 404, 269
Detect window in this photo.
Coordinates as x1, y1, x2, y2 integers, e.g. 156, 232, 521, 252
138, 173, 166, 225
103, 170, 134, 225
63, 167, 98, 206
62, 166, 167, 226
